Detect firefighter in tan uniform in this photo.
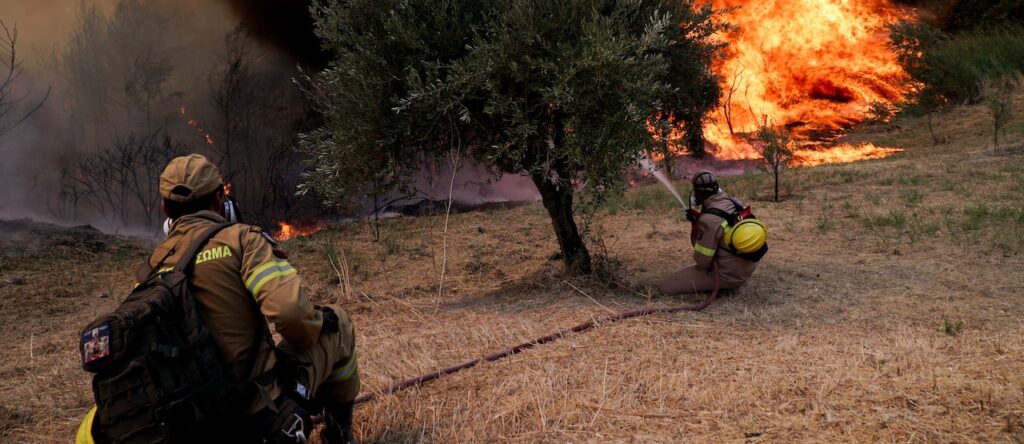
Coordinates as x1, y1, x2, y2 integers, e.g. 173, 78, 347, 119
78, 154, 360, 443
658, 170, 758, 294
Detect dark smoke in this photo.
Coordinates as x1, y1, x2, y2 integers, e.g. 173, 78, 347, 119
221, 0, 328, 68
0, 0, 326, 233
892, 0, 1024, 31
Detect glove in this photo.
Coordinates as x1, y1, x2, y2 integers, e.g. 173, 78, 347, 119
685, 209, 699, 223
315, 305, 340, 334
259, 396, 312, 443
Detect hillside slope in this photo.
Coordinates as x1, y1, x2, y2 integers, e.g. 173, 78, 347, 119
1, 95, 1022, 442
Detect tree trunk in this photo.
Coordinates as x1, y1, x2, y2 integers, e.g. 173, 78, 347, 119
994, 120, 999, 149
773, 162, 780, 202
927, 112, 939, 146
531, 172, 592, 275
683, 114, 706, 158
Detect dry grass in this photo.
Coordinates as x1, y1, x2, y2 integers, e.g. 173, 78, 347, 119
2, 94, 1024, 443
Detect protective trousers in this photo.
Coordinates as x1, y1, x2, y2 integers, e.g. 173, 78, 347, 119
657, 265, 718, 295
275, 304, 360, 410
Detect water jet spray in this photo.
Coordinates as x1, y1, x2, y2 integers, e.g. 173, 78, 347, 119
639, 156, 686, 208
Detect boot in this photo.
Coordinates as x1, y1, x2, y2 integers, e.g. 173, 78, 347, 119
320, 402, 358, 444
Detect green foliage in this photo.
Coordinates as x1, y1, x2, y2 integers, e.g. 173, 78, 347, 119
900, 190, 924, 206
302, 0, 726, 272
720, 174, 764, 201
815, 213, 830, 233
463, 251, 487, 275
861, 210, 907, 230
610, 185, 682, 212
302, 0, 725, 208
963, 204, 1024, 230
909, 218, 940, 242
322, 241, 342, 271
890, 21, 1024, 110
943, 204, 1024, 252
841, 201, 858, 219
984, 77, 1015, 147
940, 318, 964, 337
380, 236, 401, 259
940, 179, 971, 196
755, 123, 794, 202
897, 175, 928, 186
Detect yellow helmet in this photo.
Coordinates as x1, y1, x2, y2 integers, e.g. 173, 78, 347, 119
75, 406, 96, 444
724, 218, 767, 253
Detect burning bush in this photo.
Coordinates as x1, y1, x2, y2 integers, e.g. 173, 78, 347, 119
704, 0, 913, 159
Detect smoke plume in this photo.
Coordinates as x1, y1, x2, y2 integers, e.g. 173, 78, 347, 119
221, 0, 328, 68
0, 0, 311, 233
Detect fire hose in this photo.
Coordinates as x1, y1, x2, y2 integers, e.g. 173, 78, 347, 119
352, 260, 721, 405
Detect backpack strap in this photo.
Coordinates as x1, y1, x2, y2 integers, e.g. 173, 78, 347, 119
729, 197, 744, 212
703, 207, 738, 226
171, 223, 280, 411
134, 244, 179, 285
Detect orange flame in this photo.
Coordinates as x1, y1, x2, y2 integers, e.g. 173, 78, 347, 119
275, 221, 325, 241
792, 143, 902, 167
180, 106, 216, 146
223, 182, 233, 197
697, 0, 913, 164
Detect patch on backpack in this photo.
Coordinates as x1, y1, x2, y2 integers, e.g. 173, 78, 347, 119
82, 324, 111, 364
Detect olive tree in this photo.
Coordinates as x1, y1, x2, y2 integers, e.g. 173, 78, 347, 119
302, 0, 724, 274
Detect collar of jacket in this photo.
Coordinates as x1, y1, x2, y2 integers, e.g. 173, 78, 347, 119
171, 210, 228, 234
700, 191, 729, 211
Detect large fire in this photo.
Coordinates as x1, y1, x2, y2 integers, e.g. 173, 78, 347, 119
793, 143, 901, 167
698, 0, 913, 166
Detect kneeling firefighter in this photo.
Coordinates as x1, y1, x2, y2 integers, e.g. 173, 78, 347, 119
75, 154, 359, 443
657, 170, 768, 295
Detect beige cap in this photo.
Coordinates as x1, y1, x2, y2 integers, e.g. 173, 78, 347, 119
159, 154, 223, 202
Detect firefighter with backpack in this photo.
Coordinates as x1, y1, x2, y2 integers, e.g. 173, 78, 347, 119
658, 170, 768, 295
75, 154, 359, 443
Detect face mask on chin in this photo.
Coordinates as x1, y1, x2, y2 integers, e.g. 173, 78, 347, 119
162, 218, 173, 236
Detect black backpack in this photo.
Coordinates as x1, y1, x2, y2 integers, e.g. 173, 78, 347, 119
79, 223, 269, 443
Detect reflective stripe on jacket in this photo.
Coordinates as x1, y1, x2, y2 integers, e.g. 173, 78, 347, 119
75, 406, 96, 444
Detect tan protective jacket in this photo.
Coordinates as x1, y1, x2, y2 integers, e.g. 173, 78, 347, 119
139, 211, 324, 410
691, 191, 758, 287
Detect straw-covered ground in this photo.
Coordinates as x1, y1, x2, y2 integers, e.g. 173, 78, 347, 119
1, 95, 1023, 443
